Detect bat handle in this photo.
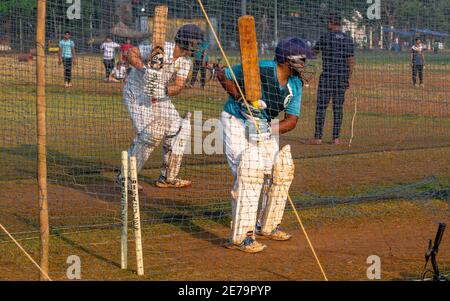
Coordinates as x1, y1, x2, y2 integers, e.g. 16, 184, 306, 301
250, 100, 260, 108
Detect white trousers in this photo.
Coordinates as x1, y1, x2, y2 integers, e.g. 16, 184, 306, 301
220, 111, 283, 243
124, 88, 182, 178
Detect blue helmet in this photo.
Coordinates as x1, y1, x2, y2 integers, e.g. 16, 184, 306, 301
274, 37, 313, 64
175, 24, 204, 52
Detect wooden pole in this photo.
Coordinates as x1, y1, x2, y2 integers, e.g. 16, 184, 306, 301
36, 0, 49, 281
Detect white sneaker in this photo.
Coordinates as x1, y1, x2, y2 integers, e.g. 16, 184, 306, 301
225, 236, 267, 253
155, 176, 191, 188
256, 226, 292, 241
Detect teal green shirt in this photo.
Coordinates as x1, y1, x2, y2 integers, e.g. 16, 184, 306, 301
223, 60, 302, 122
194, 41, 209, 62
59, 39, 75, 58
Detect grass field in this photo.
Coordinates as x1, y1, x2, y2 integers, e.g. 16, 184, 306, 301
0, 50, 448, 280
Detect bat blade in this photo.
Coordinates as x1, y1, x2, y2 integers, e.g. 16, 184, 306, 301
238, 15, 261, 108
151, 5, 168, 49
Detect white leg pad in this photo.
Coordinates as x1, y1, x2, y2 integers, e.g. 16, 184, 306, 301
260, 145, 295, 234
231, 144, 265, 244
164, 112, 191, 181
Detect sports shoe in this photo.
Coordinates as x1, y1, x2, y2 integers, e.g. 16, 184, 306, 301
256, 226, 292, 241
68, 82, 73, 87
308, 138, 322, 145
332, 138, 341, 145
64, 82, 69, 88
155, 176, 191, 188
414, 83, 419, 87
225, 236, 267, 253
420, 83, 425, 88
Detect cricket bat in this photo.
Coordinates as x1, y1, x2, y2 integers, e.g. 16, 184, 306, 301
151, 5, 168, 49
238, 15, 261, 108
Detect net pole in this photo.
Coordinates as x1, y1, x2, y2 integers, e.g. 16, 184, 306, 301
36, 0, 49, 281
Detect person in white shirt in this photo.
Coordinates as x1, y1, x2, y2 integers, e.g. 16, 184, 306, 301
119, 24, 204, 189
109, 61, 128, 82
101, 36, 120, 81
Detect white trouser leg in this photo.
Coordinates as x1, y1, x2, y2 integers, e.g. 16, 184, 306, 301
155, 101, 187, 180
221, 111, 266, 244
259, 145, 295, 234
124, 89, 164, 173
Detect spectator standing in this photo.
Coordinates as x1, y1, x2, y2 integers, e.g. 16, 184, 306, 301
310, 13, 355, 145
58, 31, 76, 88
188, 40, 208, 88
101, 36, 120, 82
411, 37, 425, 87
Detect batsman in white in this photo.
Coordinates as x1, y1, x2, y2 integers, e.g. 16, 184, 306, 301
120, 24, 204, 188
217, 37, 313, 253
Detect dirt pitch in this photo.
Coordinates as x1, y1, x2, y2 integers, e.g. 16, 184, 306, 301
0, 51, 449, 280
0, 185, 448, 280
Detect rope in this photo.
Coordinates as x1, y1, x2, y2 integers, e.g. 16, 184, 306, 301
0, 223, 52, 281
287, 195, 328, 280
348, 97, 358, 147
196, 0, 328, 281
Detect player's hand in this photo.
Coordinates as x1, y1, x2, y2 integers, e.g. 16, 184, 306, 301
240, 100, 266, 120
58, 59, 62, 65
148, 46, 164, 70
73, 59, 77, 66
214, 63, 224, 73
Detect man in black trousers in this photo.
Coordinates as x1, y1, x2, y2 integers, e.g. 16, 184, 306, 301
310, 13, 355, 145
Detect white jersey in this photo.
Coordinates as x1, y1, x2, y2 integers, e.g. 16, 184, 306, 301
160, 42, 191, 85
124, 42, 192, 105
101, 41, 120, 60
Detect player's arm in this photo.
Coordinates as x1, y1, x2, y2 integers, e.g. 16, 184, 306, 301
167, 57, 195, 96
346, 39, 355, 87
273, 82, 301, 134
348, 56, 355, 79
71, 46, 76, 65
217, 68, 241, 100
201, 50, 207, 67
312, 35, 324, 56
127, 47, 144, 70
271, 114, 298, 135
165, 76, 185, 96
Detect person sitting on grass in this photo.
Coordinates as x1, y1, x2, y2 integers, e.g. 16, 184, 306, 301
109, 61, 128, 82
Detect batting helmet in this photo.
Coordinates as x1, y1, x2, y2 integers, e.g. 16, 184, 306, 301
175, 24, 204, 52
275, 37, 313, 64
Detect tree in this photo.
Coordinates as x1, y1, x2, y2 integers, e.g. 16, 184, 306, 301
0, 0, 37, 50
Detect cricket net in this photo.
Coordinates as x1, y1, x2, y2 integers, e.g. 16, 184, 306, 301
0, 0, 448, 280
